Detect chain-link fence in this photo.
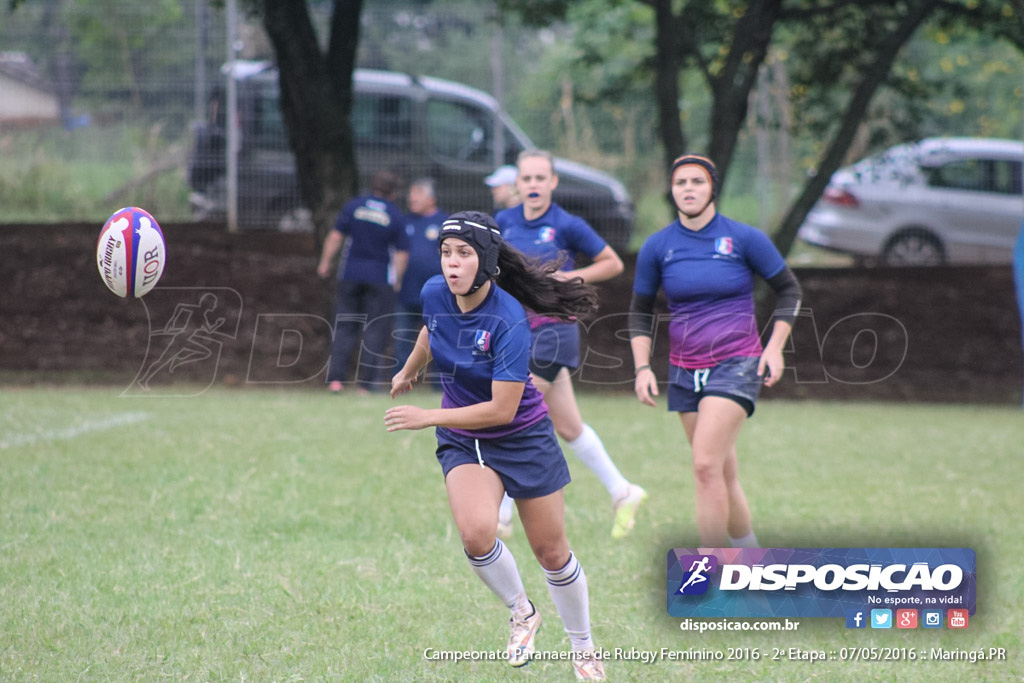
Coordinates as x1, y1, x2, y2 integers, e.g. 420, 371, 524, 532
0, 1, 636, 249
1, 1, 227, 223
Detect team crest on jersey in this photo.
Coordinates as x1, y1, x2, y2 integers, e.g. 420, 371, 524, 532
474, 330, 492, 355
425, 225, 440, 241
537, 226, 556, 243
715, 237, 734, 255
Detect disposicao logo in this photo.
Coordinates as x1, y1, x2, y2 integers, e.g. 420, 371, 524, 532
675, 555, 718, 595
667, 548, 975, 619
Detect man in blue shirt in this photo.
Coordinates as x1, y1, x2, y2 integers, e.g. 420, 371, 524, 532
395, 178, 446, 377
317, 169, 409, 393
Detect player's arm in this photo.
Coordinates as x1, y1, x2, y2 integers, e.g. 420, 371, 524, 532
316, 230, 344, 278
629, 291, 659, 406
391, 249, 409, 292
561, 245, 623, 284
390, 326, 431, 397
386, 380, 524, 432
758, 267, 802, 387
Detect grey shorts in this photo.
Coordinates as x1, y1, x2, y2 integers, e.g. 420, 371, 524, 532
667, 355, 762, 417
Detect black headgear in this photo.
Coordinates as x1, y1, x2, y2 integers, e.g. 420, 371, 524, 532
669, 154, 719, 217
439, 210, 503, 294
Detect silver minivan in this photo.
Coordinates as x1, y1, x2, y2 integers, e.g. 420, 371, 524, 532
188, 61, 634, 249
798, 137, 1023, 265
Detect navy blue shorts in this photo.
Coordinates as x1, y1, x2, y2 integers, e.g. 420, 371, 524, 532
667, 355, 762, 417
529, 322, 580, 382
435, 417, 571, 499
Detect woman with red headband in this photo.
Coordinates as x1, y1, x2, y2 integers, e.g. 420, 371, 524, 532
628, 155, 802, 548
386, 211, 606, 680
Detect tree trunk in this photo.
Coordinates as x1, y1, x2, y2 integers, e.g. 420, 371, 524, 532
261, 0, 363, 248
652, 0, 686, 171
772, 0, 938, 255
706, 0, 782, 193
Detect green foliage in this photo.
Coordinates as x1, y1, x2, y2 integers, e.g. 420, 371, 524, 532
2, 0, 1022, 247
1, 388, 1023, 679
784, 0, 1024, 166
0, 126, 192, 222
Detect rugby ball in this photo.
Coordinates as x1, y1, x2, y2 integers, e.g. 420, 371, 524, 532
96, 206, 166, 298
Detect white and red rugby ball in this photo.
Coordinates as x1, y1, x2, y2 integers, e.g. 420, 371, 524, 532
96, 206, 166, 298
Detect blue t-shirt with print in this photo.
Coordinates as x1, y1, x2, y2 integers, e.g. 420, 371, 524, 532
333, 194, 409, 284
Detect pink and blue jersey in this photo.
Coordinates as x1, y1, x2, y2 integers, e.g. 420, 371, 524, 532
633, 214, 787, 370
421, 276, 548, 438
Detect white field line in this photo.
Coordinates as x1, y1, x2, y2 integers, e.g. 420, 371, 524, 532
0, 412, 151, 449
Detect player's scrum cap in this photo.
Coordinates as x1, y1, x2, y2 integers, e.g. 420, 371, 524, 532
484, 165, 518, 187
670, 154, 719, 200
440, 210, 503, 294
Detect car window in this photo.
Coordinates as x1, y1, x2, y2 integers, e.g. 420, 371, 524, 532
925, 158, 1024, 195
353, 94, 412, 149
991, 159, 1023, 195
425, 98, 492, 163
925, 158, 986, 192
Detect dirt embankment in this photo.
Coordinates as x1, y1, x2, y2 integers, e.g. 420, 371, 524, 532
2, 223, 1021, 405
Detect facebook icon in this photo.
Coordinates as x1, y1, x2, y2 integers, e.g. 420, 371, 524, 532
845, 609, 867, 629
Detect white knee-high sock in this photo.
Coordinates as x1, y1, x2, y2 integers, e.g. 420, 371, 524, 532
729, 531, 759, 548
567, 424, 629, 499
498, 493, 515, 525
466, 540, 531, 617
544, 552, 593, 651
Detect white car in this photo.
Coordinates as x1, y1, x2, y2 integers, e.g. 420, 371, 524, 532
798, 137, 1024, 265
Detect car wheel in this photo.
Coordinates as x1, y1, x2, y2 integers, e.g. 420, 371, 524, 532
881, 229, 945, 266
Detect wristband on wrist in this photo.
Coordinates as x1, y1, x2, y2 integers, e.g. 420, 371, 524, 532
634, 364, 651, 376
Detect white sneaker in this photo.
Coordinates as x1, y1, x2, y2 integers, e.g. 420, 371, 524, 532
496, 519, 514, 540
572, 650, 607, 680
611, 484, 648, 539
506, 602, 541, 667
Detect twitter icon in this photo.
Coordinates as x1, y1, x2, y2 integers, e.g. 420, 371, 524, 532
871, 609, 892, 629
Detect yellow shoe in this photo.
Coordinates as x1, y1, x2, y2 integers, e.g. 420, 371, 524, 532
611, 484, 647, 539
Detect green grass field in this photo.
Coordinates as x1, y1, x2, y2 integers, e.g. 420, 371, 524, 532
1, 388, 1021, 681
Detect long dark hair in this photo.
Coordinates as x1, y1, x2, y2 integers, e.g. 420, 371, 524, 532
494, 244, 599, 321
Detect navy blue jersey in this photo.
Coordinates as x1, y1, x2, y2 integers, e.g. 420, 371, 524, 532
496, 202, 606, 327
495, 202, 607, 270
420, 276, 548, 439
633, 214, 786, 369
333, 194, 409, 284
399, 209, 446, 308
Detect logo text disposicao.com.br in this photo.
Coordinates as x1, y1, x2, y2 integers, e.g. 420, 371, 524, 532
679, 618, 800, 633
